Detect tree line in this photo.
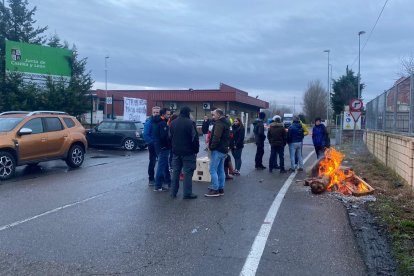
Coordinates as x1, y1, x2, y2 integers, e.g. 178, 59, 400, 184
302, 67, 364, 123
0, 0, 93, 116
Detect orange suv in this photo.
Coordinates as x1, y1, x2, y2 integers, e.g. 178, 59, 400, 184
0, 111, 87, 180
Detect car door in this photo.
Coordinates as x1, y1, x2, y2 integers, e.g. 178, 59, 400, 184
44, 117, 67, 157
89, 121, 116, 146
17, 118, 48, 161
115, 122, 133, 145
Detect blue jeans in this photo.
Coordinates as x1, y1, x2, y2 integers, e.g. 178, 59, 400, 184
270, 145, 285, 171
231, 148, 243, 171
289, 142, 303, 169
209, 150, 227, 191
155, 149, 171, 189
171, 154, 196, 197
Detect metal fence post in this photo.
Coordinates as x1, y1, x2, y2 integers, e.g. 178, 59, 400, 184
410, 74, 414, 134
383, 92, 386, 131
375, 97, 379, 130
339, 112, 343, 146
393, 84, 398, 132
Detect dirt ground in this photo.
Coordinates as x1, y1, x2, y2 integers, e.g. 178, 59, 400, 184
331, 142, 414, 275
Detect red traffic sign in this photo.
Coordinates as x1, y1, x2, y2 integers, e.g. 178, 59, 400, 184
350, 111, 361, 122
350, 99, 363, 111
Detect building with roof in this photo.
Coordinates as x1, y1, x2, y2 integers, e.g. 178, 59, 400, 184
89, 83, 269, 124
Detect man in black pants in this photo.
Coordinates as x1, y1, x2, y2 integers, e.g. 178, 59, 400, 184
253, 111, 266, 169
143, 106, 160, 185
170, 106, 199, 199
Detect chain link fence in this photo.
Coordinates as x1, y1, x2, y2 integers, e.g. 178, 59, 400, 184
365, 74, 414, 134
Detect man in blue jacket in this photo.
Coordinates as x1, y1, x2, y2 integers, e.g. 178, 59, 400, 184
312, 117, 330, 159
287, 116, 304, 172
143, 106, 160, 185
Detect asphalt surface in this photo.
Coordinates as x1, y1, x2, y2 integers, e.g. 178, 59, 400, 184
0, 136, 368, 275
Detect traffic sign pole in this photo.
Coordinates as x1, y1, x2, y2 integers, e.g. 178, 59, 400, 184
350, 98, 363, 151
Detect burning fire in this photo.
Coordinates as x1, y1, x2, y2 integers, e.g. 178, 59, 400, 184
317, 148, 372, 195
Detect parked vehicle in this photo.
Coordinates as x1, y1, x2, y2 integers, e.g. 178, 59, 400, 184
86, 120, 146, 151
283, 113, 294, 128
0, 111, 87, 180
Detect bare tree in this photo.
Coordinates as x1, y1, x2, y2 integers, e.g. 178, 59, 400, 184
399, 55, 414, 77
303, 80, 328, 122
265, 100, 292, 118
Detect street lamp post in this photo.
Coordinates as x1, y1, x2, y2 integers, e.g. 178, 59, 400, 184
353, 31, 365, 149
357, 31, 365, 99
105, 56, 109, 118
323, 49, 330, 122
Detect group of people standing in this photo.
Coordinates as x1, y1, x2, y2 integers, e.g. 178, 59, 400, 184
144, 106, 329, 200
252, 112, 330, 173
144, 106, 246, 199
144, 106, 199, 199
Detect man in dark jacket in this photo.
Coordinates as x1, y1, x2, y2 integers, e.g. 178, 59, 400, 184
169, 106, 199, 199
287, 116, 304, 171
153, 108, 171, 191
231, 117, 245, 174
312, 117, 330, 159
143, 106, 160, 185
205, 108, 230, 197
267, 116, 287, 173
253, 112, 266, 169
201, 115, 210, 151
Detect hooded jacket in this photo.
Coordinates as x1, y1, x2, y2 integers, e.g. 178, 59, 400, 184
287, 121, 304, 143
143, 116, 154, 144
209, 116, 230, 153
152, 115, 170, 151
312, 124, 329, 147
253, 119, 265, 145
267, 121, 287, 147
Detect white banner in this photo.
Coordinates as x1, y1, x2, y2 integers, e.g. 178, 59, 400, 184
123, 97, 147, 122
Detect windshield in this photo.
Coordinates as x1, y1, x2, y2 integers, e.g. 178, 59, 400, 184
0, 117, 23, 132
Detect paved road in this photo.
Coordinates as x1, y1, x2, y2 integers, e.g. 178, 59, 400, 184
0, 138, 367, 275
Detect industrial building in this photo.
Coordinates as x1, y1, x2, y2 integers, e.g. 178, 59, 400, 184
89, 83, 269, 124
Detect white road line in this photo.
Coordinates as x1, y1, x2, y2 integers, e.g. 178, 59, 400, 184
0, 191, 110, 232
240, 151, 314, 276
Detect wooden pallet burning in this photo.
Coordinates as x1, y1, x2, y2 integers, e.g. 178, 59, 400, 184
305, 148, 375, 196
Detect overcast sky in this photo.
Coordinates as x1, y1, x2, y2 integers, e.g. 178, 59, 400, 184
27, 0, 413, 110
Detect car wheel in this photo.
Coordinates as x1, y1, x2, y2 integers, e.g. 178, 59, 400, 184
123, 138, 136, 151
138, 145, 147, 150
66, 145, 85, 168
0, 151, 16, 181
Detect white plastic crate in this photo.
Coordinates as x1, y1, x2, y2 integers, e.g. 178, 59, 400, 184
192, 157, 211, 182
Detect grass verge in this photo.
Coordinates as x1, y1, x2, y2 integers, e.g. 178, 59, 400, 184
338, 142, 414, 275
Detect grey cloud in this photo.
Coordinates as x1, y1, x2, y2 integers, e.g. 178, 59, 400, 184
27, 0, 414, 105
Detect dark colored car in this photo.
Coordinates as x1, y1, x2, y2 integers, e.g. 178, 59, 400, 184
86, 120, 146, 151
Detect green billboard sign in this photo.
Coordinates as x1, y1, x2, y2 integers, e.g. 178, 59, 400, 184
5, 40, 72, 82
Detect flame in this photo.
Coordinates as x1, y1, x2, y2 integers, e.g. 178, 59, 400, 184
317, 148, 371, 195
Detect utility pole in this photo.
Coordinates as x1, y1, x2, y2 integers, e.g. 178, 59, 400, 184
357, 31, 365, 99
104, 56, 109, 118
323, 49, 330, 122
353, 31, 365, 149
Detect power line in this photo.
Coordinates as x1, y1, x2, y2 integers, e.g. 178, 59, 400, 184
351, 0, 389, 68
